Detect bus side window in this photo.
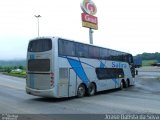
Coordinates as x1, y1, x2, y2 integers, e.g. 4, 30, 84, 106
58, 39, 75, 56
100, 48, 107, 59
89, 46, 100, 59
76, 43, 88, 58
96, 68, 124, 80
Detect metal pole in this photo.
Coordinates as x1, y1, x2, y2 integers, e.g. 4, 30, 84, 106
89, 28, 93, 44
37, 17, 39, 36
34, 15, 41, 37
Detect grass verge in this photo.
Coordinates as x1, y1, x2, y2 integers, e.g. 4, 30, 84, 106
4, 70, 26, 78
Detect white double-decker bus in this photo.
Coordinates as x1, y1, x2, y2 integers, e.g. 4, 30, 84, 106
26, 37, 135, 98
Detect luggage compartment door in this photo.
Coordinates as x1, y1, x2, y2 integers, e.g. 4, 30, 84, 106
69, 69, 77, 97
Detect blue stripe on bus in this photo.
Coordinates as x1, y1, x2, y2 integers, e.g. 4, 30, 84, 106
60, 56, 121, 87
66, 57, 90, 86
80, 61, 95, 68
99, 60, 105, 68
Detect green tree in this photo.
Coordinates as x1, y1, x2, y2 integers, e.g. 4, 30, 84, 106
14, 66, 18, 69
6, 67, 12, 73
19, 65, 24, 70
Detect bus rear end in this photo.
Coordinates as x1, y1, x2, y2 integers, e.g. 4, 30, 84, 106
26, 38, 55, 97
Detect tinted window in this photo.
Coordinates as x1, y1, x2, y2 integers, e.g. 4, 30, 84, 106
89, 46, 100, 58
76, 43, 88, 57
100, 48, 107, 59
58, 39, 75, 56
96, 68, 124, 80
28, 39, 52, 52
128, 54, 133, 63
107, 49, 113, 60
122, 54, 133, 64
28, 59, 50, 72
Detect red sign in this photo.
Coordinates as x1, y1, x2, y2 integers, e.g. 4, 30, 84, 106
81, 0, 97, 15
81, 13, 98, 25
81, 0, 98, 30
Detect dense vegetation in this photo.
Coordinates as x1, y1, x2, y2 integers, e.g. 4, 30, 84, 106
134, 52, 160, 66
135, 52, 160, 61
0, 60, 26, 77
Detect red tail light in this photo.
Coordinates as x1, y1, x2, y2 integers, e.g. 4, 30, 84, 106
50, 72, 54, 86
50, 72, 54, 78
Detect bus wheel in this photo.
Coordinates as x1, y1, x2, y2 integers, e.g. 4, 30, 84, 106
120, 80, 124, 90
87, 83, 96, 96
126, 80, 130, 88
77, 84, 86, 98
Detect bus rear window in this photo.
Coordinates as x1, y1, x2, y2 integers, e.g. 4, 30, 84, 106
28, 59, 50, 72
28, 39, 52, 52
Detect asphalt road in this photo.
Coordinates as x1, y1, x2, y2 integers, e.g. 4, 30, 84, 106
0, 68, 160, 119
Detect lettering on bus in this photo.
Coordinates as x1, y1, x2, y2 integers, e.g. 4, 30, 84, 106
112, 62, 127, 68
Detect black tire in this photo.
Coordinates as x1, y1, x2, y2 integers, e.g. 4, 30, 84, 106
126, 80, 130, 88
87, 83, 96, 96
77, 84, 86, 98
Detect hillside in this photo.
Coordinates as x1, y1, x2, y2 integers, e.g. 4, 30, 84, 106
0, 60, 26, 67
134, 52, 160, 66
135, 52, 160, 61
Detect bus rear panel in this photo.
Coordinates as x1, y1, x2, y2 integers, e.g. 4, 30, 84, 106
26, 38, 56, 97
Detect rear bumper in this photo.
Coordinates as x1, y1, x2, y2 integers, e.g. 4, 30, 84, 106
26, 87, 57, 98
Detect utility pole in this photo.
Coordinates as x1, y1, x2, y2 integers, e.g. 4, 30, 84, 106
34, 15, 41, 37
89, 28, 94, 44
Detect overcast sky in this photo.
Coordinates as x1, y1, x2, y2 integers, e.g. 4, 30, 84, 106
0, 0, 160, 60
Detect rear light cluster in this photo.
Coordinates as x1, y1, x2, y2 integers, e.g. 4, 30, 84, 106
50, 72, 54, 87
